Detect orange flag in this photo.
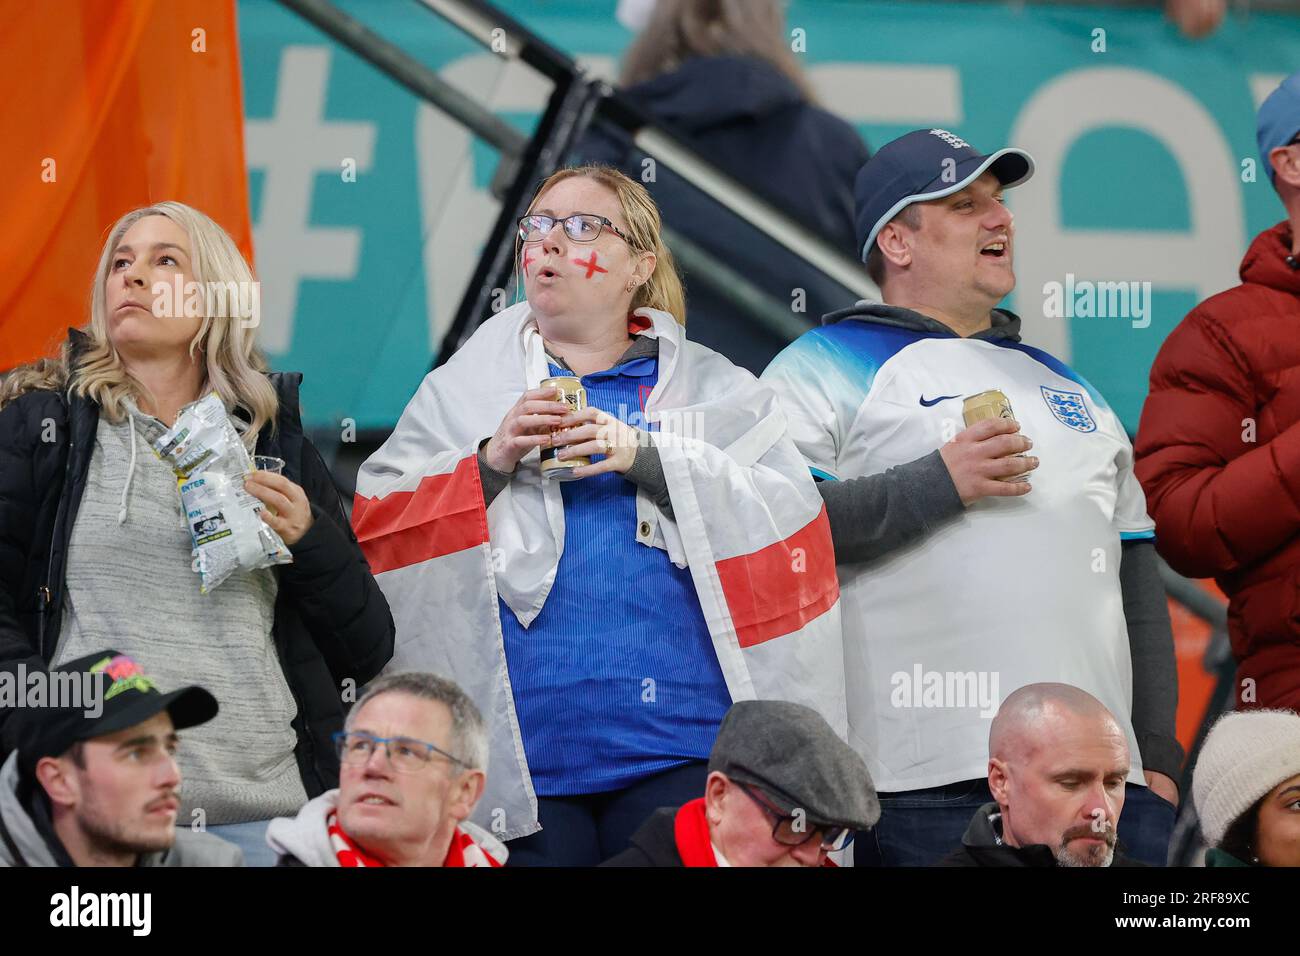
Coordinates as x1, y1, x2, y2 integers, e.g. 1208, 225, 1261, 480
0, 0, 252, 370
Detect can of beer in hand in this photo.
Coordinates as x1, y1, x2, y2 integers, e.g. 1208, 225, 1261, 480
962, 389, 1030, 482
961, 389, 1015, 426
539, 376, 589, 480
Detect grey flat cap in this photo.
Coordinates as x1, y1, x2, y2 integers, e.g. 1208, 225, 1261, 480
708, 700, 880, 832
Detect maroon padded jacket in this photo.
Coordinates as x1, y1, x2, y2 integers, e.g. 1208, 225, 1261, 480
1135, 221, 1300, 710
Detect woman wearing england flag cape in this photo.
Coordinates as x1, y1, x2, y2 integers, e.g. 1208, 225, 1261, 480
353, 166, 845, 866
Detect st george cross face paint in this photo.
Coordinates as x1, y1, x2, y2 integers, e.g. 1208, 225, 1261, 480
521, 177, 642, 328
572, 251, 609, 280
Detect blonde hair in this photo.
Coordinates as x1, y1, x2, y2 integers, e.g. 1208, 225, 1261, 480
0, 202, 277, 447
523, 165, 687, 325
620, 0, 815, 103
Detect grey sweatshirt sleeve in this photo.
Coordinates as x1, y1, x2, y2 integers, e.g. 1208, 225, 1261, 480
818, 449, 964, 565
1120, 538, 1185, 782
624, 443, 674, 519
476, 438, 513, 508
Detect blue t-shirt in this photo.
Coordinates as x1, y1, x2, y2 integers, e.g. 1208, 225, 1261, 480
499, 352, 731, 796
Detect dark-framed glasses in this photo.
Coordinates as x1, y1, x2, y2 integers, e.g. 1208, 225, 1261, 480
737, 781, 854, 852
518, 212, 636, 247
332, 731, 465, 774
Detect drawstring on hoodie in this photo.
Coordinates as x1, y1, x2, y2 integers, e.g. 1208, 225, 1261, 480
116, 398, 248, 526
118, 408, 140, 525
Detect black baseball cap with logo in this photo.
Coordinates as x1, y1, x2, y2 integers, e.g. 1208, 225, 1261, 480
6, 650, 217, 780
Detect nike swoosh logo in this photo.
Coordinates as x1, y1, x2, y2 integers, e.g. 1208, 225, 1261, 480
919, 394, 961, 407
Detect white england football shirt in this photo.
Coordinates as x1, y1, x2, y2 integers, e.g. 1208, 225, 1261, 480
763, 317, 1153, 791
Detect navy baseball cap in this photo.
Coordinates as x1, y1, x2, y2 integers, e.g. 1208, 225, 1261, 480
1257, 71, 1300, 185
855, 128, 1035, 262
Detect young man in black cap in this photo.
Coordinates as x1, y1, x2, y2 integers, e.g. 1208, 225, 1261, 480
602, 700, 879, 867
0, 650, 241, 866
762, 128, 1180, 867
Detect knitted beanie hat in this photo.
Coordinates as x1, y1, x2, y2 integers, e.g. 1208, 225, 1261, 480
1192, 709, 1300, 847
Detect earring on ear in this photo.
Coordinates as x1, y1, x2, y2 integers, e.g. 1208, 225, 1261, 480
626, 280, 637, 293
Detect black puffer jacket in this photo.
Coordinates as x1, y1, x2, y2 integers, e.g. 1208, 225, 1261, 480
616, 55, 868, 253
601, 808, 684, 867
936, 803, 1146, 868
0, 329, 394, 796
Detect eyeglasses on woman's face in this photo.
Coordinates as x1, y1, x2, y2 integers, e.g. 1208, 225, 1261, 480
517, 212, 636, 248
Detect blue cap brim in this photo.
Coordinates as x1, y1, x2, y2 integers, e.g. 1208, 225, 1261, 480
861, 147, 1035, 261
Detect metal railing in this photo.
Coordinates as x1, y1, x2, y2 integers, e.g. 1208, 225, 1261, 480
404, 0, 876, 365
277, 0, 876, 430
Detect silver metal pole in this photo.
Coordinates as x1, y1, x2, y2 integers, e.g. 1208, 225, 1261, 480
275, 0, 527, 155
636, 128, 878, 301
415, 0, 880, 303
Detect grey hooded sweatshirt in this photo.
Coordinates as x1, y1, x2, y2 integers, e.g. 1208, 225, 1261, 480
0, 752, 244, 867
266, 789, 508, 867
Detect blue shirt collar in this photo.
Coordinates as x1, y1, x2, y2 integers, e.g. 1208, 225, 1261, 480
545, 334, 660, 381
547, 355, 657, 382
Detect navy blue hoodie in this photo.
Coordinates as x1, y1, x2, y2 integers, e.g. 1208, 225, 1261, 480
576, 55, 871, 375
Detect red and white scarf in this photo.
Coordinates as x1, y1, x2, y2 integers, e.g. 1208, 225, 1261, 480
673, 797, 839, 868
327, 810, 503, 868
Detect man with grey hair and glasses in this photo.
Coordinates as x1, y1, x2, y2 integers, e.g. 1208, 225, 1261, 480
266, 672, 505, 867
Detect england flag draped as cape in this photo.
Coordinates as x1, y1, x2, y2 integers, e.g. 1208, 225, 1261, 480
353, 302, 845, 840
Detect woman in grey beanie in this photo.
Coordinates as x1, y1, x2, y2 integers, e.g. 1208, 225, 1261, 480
1191, 709, 1300, 867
